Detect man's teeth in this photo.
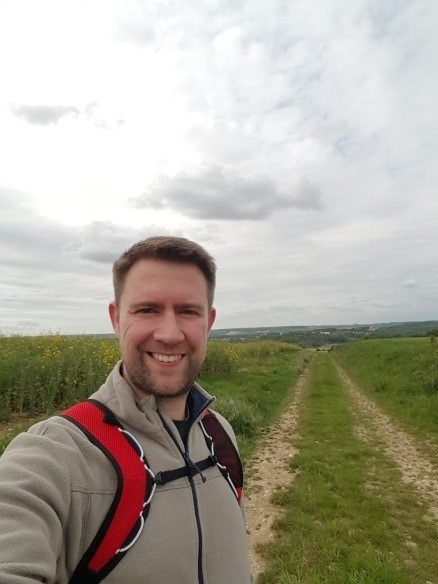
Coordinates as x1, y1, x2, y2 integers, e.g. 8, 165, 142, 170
151, 353, 183, 363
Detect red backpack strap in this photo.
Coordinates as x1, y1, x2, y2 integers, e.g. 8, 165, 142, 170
61, 400, 155, 584
200, 409, 244, 503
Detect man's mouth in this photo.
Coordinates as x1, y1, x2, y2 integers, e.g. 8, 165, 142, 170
148, 352, 184, 363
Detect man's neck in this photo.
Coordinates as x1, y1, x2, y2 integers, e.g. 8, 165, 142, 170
157, 395, 188, 421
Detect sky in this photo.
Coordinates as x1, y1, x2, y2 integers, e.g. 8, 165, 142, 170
1, 0, 437, 335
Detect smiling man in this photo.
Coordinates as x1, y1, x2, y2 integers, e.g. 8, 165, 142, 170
109, 247, 216, 418
0, 236, 252, 584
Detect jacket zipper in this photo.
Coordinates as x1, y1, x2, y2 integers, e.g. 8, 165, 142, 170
157, 410, 207, 584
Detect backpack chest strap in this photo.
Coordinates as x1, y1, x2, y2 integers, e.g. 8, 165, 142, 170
153, 455, 216, 485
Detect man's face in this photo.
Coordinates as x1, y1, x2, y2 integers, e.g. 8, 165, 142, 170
109, 259, 216, 400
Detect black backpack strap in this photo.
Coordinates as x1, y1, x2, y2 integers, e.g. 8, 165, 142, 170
153, 455, 216, 486
199, 409, 244, 502
61, 400, 156, 584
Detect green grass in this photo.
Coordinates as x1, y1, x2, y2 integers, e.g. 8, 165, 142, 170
200, 343, 308, 464
333, 338, 438, 455
0, 416, 45, 456
258, 353, 438, 584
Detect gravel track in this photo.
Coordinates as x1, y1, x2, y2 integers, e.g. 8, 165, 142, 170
245, 366, 309, 578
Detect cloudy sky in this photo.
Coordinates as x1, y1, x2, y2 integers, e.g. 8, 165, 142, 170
1, 0, 437, 334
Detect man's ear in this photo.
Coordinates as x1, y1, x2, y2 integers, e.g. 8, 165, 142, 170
108, 302, 120, 336
207, 307, 216, 333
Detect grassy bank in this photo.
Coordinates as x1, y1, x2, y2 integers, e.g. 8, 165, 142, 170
0, 337, 306, 462
202, 341, 308, 463
334, 338, 438, 449
258, 353, 438, 584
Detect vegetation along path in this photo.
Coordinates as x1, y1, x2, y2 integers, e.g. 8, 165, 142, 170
251, 353, 438, 583
335, 360, 438, 520
245, 364, 309, 578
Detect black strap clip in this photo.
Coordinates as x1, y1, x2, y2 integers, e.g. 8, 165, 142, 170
153, 471, 164, 486
183, 453, 207, 483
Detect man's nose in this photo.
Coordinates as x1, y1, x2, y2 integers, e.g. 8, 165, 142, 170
153, 312, 185, 345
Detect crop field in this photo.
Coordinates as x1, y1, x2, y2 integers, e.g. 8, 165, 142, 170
0, 336, 304, 460
1, 335, 437, 583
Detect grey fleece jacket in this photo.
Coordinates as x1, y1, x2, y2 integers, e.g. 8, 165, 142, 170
0, 362, 252, 583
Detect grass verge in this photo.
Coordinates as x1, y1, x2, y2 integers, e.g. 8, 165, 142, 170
201, 345, 309, 464
334, 338, 438, 460
258, 353, 438, 584
0, 414, 51, 456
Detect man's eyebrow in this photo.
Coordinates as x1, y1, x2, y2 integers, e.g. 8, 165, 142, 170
176, 303, 205, 311
128, 301, 205, 310
129, 301, 162, 309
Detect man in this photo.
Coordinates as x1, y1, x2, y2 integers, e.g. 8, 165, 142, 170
0, 236, 252, 583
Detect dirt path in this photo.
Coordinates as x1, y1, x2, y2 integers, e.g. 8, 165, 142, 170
335, 361, 438, 519
245, 366, 309, 579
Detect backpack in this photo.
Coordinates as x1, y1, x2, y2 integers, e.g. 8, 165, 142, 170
62, 399, 243, 584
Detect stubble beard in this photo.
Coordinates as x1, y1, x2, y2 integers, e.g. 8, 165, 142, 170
125, 353, 202, 400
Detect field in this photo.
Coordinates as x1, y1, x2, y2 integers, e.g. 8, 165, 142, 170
0, 335, 437, 582
0, 336, 304, 461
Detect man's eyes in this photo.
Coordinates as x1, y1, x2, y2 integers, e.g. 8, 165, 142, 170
135, 307, 201, 316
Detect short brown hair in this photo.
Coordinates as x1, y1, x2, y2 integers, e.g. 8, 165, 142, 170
113, 236, 216, 307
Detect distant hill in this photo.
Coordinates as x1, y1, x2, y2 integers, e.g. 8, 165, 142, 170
210, 320, 438, 348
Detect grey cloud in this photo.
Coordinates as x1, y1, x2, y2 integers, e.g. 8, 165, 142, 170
77, 221, 131, 264
10, 102, 124, 129
1, 296, 18, 303
0, 191, 166, 274
133, 167, 323, 220
11, 104, 80, 125
0, 190, 78, 270
401, 279, 418, 288
81, 250, 117, 264
77, 221, 169, 264
294, 179, 324, 210
84, 102, 125, 130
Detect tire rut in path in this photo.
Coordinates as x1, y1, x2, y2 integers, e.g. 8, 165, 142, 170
335, 361, 438, 520
245, 366, 309, 578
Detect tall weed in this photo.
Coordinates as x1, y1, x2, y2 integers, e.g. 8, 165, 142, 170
201, 341, 239, 376
214, 396, 262, 437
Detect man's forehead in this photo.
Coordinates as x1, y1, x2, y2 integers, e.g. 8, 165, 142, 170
121, 258, 209, 302
127, 257, 204, 277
